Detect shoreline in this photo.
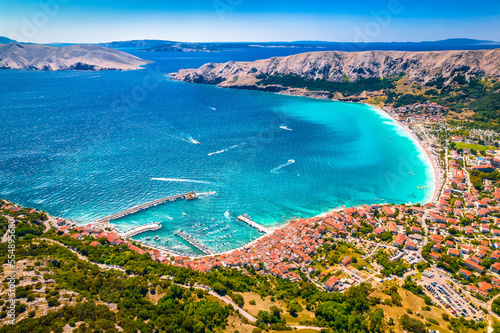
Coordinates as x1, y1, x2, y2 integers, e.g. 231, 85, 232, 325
6, 87, 442, 258
365, 103, 440, 205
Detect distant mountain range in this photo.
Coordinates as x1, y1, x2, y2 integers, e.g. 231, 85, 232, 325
97, 38, 500, 52
2, 36, 500, 52
0, 43, 151, 70
0, 36, 17, 44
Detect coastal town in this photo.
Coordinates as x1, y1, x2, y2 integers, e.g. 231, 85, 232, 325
3, 100, 500, 331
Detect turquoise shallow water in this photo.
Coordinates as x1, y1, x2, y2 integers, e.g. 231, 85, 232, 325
0, 50, 434, 255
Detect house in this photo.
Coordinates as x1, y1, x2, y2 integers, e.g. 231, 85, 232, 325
469, 256, 482, 264
458, 269, 472, 280
491, 251, 500, 261
429, 252, 441, 261
387, 221, 397, 234
431, 214, 446, 223
432, 243, 441, 253
481, 224, 490, 233
477, 250, 488, 258
430, 235, 443, 244
448, 248, 460, 257
461, 245, 474, 255
491, 262, 500, 274
393, 233, 407, 247
410, 226, 422, 234
405, 240, 418, 250
383, 206, 395, 218
479, 281, 493, 293
324, 275, 339, 291
341, 256, 352, 266
89, 241, 100, 247
464, 259, 485, 273
71, 233, 82, 240
478, 209, 490, 218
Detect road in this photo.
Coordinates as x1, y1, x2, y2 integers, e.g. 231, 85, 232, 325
1, 216, 14, 243
38, 237, 324, 329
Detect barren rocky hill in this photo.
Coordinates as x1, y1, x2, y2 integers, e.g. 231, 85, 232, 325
171, 49, 500, 88
0, 43, 152, 70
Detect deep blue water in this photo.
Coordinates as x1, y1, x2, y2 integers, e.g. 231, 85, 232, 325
0, 48, 434, 254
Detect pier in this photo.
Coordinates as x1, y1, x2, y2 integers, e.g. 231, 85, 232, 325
174, 230, 214, 255
237, 214, 269, 234
95, 191, 198, 225
123, 222, 162, 238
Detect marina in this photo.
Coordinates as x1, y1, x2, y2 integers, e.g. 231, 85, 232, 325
95, 191, 198, 225
174, 230, 214, 255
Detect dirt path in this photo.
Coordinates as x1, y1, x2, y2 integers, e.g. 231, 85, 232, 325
1, 216, 14, 243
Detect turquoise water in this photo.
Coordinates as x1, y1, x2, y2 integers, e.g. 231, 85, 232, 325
0, 50, 434, 255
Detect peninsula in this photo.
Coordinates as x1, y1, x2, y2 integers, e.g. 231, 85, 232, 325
0, 43, 152, 71
170, 49, 500, 128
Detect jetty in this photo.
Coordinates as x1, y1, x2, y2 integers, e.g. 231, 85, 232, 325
174, 230, 214, 255
123, 222, 162, 238
95, 191, 198, 225
237, 214, 269, 234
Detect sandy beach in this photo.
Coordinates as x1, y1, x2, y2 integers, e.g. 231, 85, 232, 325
366, 103, 441, 205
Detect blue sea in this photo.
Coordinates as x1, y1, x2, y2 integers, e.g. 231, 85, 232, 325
0, 48, 434, 255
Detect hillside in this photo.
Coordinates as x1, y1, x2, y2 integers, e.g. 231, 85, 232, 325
171, 49, 500, 128
0, 43, 152, 70
171, 49, 500, 87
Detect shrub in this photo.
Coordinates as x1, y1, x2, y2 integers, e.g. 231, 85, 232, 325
400, 314, 426, 333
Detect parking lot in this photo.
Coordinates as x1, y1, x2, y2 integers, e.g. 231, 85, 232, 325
390, 249, 423, 265
421, 271, 485, 322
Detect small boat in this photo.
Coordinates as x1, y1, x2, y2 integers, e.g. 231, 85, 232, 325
145, 237, 150, 240
154, 236, 159, 240
182, 212, 187, 216
409, 172, 413, 175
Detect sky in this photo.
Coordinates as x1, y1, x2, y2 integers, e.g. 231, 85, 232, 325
1, 0, 499, 43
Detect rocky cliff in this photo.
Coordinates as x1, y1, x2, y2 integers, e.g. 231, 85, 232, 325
170, 49, 500, 94
0, 43, 152, 70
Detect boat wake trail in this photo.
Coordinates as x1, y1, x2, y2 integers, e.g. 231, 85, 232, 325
197, 191, 217, 197
186, 135, 200, 145
151, 178, 210, 184
271, 159, 295, 174
208, 144, 240, 156
208, 149, 227, 156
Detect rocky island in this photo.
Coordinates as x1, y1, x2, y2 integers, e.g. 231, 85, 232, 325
0, 43, 152, 71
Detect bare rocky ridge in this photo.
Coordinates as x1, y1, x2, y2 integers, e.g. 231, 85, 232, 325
170, 49, 500, 96
0, 43, 152, 70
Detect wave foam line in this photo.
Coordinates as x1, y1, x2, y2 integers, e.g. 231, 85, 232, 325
151, 178, 210, 184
